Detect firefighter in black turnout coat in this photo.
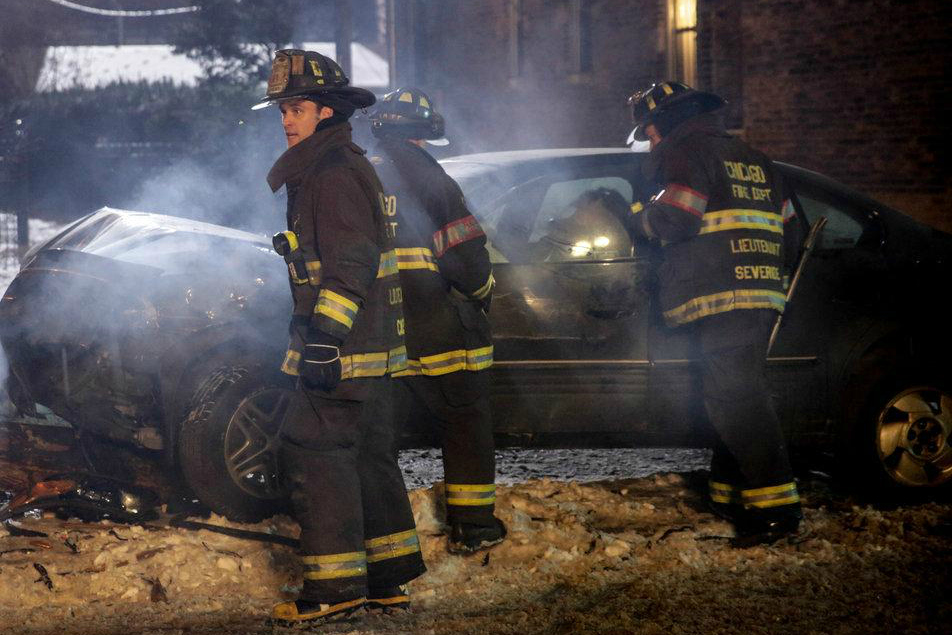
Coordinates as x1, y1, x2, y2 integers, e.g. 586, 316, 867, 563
625, 82, 804, 544
256, 51, 424, 624
368, 88, 506, 553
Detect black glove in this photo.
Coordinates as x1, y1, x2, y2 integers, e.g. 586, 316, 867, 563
300, 329, 342, 391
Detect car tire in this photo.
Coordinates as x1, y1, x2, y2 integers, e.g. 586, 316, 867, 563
178, 365, 293, 522
844, 369, 952, 501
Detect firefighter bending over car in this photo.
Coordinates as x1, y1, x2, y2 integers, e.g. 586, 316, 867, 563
367, 88, 506, 553
257, 50, 424, 625
625, 82, 804, 545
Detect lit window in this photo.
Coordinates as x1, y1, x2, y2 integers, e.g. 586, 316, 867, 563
668, 0, 697, 86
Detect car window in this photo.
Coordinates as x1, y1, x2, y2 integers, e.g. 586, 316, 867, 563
484, 175, 635, 264
794, 186, 871, 250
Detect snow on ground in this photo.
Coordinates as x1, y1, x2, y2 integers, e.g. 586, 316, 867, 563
0, 465, 949, 635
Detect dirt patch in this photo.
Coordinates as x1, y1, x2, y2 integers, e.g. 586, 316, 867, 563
1, 473, 950, 635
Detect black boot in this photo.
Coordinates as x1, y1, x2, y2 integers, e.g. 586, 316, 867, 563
447, 517, 507, 554
730, 508, 804, 548
270, 597, 365, 625
367, 584, 410, 611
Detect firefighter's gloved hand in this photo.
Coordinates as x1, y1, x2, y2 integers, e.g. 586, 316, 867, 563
301, 329, 342, 391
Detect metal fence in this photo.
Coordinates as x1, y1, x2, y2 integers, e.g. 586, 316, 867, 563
0, 212, 20, 275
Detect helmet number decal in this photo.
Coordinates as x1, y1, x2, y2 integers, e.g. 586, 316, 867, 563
267, 54, 290, 96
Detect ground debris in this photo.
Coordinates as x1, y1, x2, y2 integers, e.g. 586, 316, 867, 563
0, 472, 947, 635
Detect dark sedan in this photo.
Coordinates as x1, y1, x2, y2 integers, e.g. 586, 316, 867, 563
2, 148, 950, 521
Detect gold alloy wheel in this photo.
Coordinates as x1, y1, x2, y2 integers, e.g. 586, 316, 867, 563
876, 386, 952, 487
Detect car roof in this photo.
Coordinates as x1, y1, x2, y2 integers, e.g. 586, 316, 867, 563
441, 147, 639, 167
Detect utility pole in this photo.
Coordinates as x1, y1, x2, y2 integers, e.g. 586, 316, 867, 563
335, 0, 353, 80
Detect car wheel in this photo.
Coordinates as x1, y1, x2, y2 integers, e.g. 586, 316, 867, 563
848, 379, 952, 498
179, 366, 292, 522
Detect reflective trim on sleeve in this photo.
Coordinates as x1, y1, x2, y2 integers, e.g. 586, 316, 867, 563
470, 272, 495, 300
315, 289, 359, 330
740, 482, 800, 509
395, 247, 440, 273
663, 289, 786, 325
432, 215, 485, 257
377, 249, 399, 278
364, 529, 421, 564
446, 483, 496, 507
302, 551, 367, 580
699, 209, 783, 235
781, 199, 796, 224
657, 184, 708, 218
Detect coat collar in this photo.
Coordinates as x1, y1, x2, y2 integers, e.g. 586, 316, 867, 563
266, 121, 357, 193
642, 112, 730, 181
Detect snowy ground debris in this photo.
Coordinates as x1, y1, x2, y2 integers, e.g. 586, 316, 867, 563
1, 468, 949, 635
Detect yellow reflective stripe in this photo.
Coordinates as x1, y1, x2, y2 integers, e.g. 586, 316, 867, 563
281, 349, 301, 376
339, 345, 408, 379
316, 289, 359, 329
377, 249, 399, 278
302, 551, 365, 564
364, 529, 420, 564
471, 273, 495, 300
365, 528, 417, 549
395, 247, 440, 273
301, 551, 367, 580
321, 289, 358, 313
446, 483, 496, 506
281, 230, 299, 252
398, 346, 494, 376
741, 482, 800, 509
663, 289, 786, 325
660, 82, 673, 95
699, 209, 783, 235
709, 480, 741, 504
629, 201, 644, 214
306, 260, 322, 285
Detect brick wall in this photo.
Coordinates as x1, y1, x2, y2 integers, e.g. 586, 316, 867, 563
416, 0, 951, 229
416, 0, 667, 155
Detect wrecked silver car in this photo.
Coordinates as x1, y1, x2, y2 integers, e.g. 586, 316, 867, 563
2, 149, 951, 522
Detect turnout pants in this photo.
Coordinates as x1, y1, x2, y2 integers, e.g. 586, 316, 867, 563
695, 309, 801, 522
396, 372, 497, 526
280, 377, 425, 603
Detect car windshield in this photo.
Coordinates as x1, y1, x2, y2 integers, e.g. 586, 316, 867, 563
444, 157, 642, 264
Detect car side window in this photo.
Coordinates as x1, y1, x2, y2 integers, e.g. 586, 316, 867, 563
794, 185, 872, 250
491, 176, 636, 263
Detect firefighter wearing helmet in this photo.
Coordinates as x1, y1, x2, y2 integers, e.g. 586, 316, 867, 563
257, 50, 424, 624
368, 88, 506, 553
624, 81, 804, 545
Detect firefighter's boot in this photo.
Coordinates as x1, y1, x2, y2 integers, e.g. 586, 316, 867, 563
448, 517, 507, 554
367, 584, 411, 612
730, 507, 804, 548
269, 597, 365, 625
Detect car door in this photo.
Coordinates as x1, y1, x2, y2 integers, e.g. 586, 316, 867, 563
645, 167, 885, 447
474, 163, 654, 445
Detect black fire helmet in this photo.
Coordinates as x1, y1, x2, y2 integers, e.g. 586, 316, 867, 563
626, 81, 726, 143
252, 49, 376, 116
369, 87, 448, 146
